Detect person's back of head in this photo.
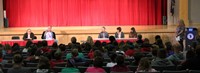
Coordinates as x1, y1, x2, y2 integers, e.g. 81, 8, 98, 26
54, 49, 62, 60
71, 37, 77, 44
13, 54, 23, 64
137, 34, 142, 40
165, 41, 172, 51
109, 53, 117, 63
52, 42, 58, 49
71, 49, 79, 57
26, 40, 33, 48
86, 36, 94, 45
157, 49, 167, 59
94, 50, 103, 58
93, 56, 104, 68
155, 35, 161, 41
134, 52, 144, 64
138, 57, 151, 71
42, 40, 48, 47
173, 43, 182, 53
38, 56, 50, 69
109, 36, 116, 43
116, 55, 125, 65
59, 44, 66, 51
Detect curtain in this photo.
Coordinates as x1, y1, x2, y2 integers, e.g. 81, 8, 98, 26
6, 0, 164, 27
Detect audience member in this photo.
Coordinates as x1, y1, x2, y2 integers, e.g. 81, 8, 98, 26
34, 56, 55, 73
115, 27, 125, 38
132, 52, 144, 66
165, 41, 174, 57
106, 53, 117, 67
61, 59, 80, 73
7, 54, 30, 73
85, 56, 106, 73
181, 45, 200, 70
125, 45, 135, 57
167, 43, 184, 65
68, 37, 80, 49
151, 49, 174, 66
136, 34, 143, 46
141, 38, 152, 52
136, 57, 157, 73
110, 55, 130, 72
66, 49, 85, 62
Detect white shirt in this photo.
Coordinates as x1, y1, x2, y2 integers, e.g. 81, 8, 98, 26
118, 32, 121, 38
27, 34, 31, 39
106, 62, 117, 67
45, 32, 53, 40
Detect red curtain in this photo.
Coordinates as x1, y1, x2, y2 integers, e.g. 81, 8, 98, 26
6, 0, 163, 27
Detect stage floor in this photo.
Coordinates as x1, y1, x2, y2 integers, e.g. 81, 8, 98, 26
0, 25, 198, 44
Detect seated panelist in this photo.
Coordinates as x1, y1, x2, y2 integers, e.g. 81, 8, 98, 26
23, 29, 35, 40
41, 26, 56, 40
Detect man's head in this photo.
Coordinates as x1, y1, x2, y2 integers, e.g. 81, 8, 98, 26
27, 29, 31, 34
47, 26, 52, 32
102, 26, 106, 32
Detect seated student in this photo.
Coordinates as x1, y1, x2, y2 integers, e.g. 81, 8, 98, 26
66, 49, 85, 62
141, 38, 152, 52
23, 29, 35, 40
181, 45, 200, 70
61, 59, 80, 73
111, 55, 130, 72
167, 44, 184, 65
136, 34, 144, 46
129, 27, 137, 38
34, 56, 55, 73
7, 54, 31, 73
125, 45, 135, 57
98, 26, 109, 38
115, 27, 125, 38
136, 57, 157, 73
131, 52, 144, 66
106, 53, 117, 67
50, 49, 64, 68
85, 56, 106, 73
68, 37, 80, 49
151, 49, 174, 66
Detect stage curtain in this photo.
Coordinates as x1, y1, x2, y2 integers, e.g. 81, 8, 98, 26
6, 0, 164, 27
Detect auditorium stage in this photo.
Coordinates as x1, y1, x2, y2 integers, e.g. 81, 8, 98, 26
0, 25, 198, 45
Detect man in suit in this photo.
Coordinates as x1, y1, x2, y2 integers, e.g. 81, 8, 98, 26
98, 26, 109, 38
41, 26, 56, 40
115, 27, 124, 38
23, 29, 35, 40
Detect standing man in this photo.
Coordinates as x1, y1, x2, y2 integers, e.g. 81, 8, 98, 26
98, 26, 109, 38
41, 26, 56, 40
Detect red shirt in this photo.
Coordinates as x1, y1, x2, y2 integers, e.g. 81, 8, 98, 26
111, 65, 130, 72
125, 49, 135, 57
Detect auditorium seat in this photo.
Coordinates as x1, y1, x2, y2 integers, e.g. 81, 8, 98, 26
152, 66, 177, 72
162, 70, 188, 73
11, 36, 20, 40
137, 72, 160, 73
110, 71, 133, 73
25, 63, 38, 67
53, 67, 65, 73
78, 66, 87, 73
128, 66, 138, 72
103, 66, 111, 73
189, 70, 200, 73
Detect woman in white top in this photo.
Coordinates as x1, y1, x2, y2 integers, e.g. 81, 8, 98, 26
135, 57, 157, 73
